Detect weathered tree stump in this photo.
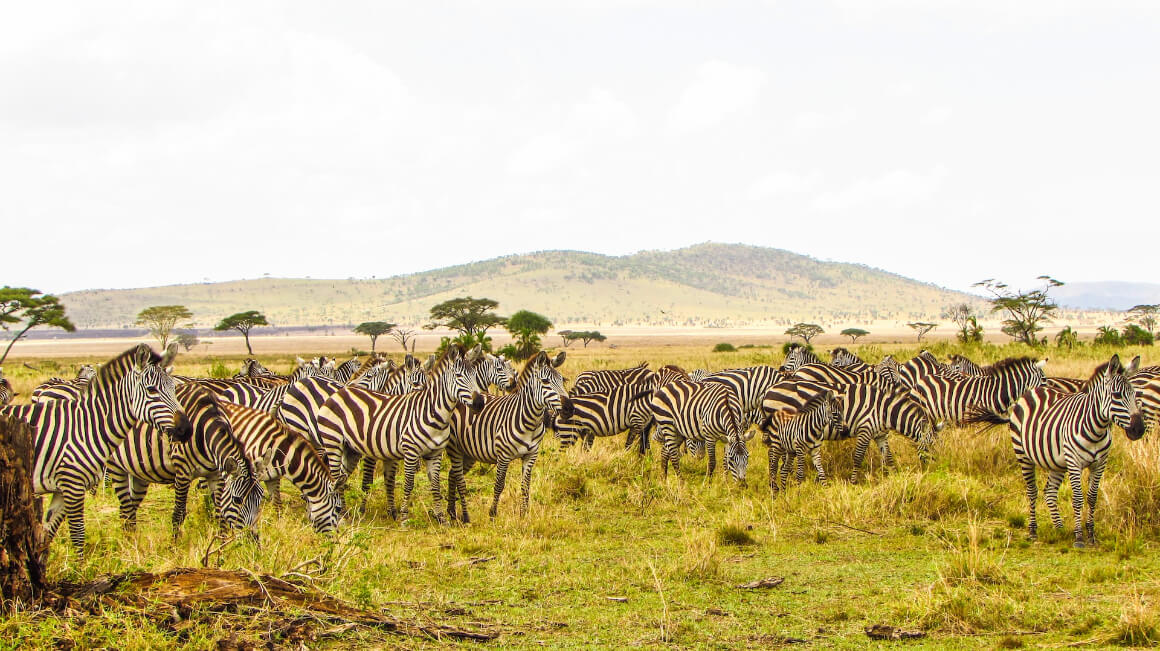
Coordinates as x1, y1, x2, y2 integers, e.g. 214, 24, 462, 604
0, 414, 46, 610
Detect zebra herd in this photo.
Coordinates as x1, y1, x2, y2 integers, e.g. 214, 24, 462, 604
1, 341, 1158, 556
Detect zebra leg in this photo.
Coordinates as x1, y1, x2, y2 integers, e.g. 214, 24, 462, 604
489, 456, 512, 519
120, 475, 148, 532
811, 445, 828, 485
171, 469, 195, 536
43, 492, 67, 545
398, 455, 421, 522
584, 432, 595, 450
424, 455, 448, 525
265, 478, 283, 512
454, 457, 473, 524
381, 459, 398, 520
660, 429, 679, 477
107, 466, 135, 531
767, 444, 781, 494
877, 435, 896, 472
706, 440, 717, 478
446, 453, 461, 522
624, 427, 636, 451
518, 451, 539, 518
1066, 463, 1086, 548
1085, 458, 1108, 546
59, 476, 89, 557
1019, 459, 1040, 540
851, 429, 873, 484
780, 451, 793, 489
360, 457, 377, 493
1043, 470, 1065, 532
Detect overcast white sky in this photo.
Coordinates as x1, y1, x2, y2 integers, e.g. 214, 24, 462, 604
3, 1, 1158, 296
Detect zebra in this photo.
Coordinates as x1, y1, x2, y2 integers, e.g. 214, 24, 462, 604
216, 399, 343, 532
966, 355, 1145, 547
912, 356, 1047, 427
446, 351, 570, 522
30, 365, 99, 402
554, 383, 653, 452
235, 358, 277, 379
0, 368, 14, 406
0, 344, 192, 555
215, 360, 324, 412
761, 380, 934, 483
702, 365, 787, 429
830, 347, 865, 369
947, 354, 985, 377
649, 365, 751, 484
315, 344, 484, 521
106, 382, 267, 535
332, 357, 362, 384
474, 352, 517, 394
875, 355, 903, 386
898, 350, 962, 389
572, 361, 653, 395
1128, 369, 1160, 430
764, 389, 842, 493
279, 356, 425, 494
779, 343, 823, 373
688, 369, 711, 381
791, 362, 896, 389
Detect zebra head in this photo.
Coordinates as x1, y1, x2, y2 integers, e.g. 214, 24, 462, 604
893, 389, 937, 457
426, 344, 485, 412
725, 428, 756, 485
76, 364, 98, 382
0, 374, 13, 407
830, 347, 862, 368
522, 351, 572, 420
876, 356, 902, 386
1094, 355, 1145, 439
779, 343, 818, 373
127, 344, 193, 442
474, 353, 516, 394
312, 481, 344, 533
218, 449, 269, 533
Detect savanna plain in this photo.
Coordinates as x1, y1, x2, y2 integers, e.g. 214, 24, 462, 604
2, 340, 1159, 649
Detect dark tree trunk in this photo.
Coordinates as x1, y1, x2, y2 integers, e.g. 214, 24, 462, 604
242, 330, 253, 355
0, 415, 46, 611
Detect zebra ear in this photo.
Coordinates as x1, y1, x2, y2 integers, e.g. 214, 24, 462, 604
1126, 355, 1141, 376
1035, 358, 1048, 369
254, 447, 276, 476
295, 356, 306, 366
161, 342, 179, 369
552, 351, 566, 368
466, 344, 483, 362
424, 354, 436, 371
222, 458, 238, 476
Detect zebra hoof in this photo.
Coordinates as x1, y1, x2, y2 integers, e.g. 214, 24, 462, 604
1026, 533, 1037, 542
1073, 539, 1086, 549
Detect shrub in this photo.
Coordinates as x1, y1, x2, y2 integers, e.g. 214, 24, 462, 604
209, 361, 232, 379
712, 343, 737, 353
1123, 324, 1154, 346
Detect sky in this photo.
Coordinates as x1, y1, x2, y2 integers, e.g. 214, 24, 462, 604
2, 1, 1158, 296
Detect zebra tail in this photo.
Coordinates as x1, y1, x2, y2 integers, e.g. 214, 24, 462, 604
962, 406, 1008, 430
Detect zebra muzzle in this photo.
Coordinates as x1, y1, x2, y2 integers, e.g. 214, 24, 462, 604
1125, 413, 1147, 440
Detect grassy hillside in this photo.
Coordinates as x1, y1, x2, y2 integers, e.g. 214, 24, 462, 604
60, 243, 981, 329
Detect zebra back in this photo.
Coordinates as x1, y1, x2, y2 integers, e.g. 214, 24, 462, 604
702, 365, 786, 425
915, 356, 1046, 426
555, 383, 652, 448
572, 362, 653, 394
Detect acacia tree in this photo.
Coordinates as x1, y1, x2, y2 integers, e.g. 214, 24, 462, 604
390, 328, 417, 352
840, 328, 869, 343
943, 303, 984, 343
1128, 304, 1159, 335
569, 331, 606, 347
215, 310, 269, 355
785, 323, 823, 344
354, 321, 396, 353
1055, 326, 1078, 350
557, 330, 575, 347
175, 331, 201, 352
0, 288, 76, 364
974, 276, 1063, 347
135, 305, 192, 350
908, 322, 938, 342
505, 310, 552, 360
426, 297, 506, 337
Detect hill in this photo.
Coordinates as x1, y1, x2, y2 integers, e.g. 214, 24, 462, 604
1052, 281, 1160, 311
58, 243, 980, 329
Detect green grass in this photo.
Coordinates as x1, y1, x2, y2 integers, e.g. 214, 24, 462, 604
3, 343, 1160, 648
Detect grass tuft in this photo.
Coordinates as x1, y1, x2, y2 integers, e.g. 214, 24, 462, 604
1113, 592, 1160, 646
716, 524, 756, 546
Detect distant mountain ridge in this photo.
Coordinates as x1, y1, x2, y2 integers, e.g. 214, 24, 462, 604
1052, 282, 1160, 311
60, 243, 982, 329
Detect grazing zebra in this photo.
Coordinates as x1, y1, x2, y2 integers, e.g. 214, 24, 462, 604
0, 368, 14, 406
555, 383, 653, 452
967, 355, 1145, 547
216, 400, 343, 532
779, 343, 823, 373
762, 380, 935, 482
764, 389, 842, 493
106, 382, 266, 535
702, 365, 787, 428
650, 365, 750, 483
912, 356, 1047, 427
316, 345, 483, 521
0, 344, 192, 555
572, 362, 653, 395
279, 356, 424, 494
446, 351, 570, 522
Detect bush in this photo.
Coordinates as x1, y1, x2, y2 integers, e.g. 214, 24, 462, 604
209, 361, 232, 378
1123, 324, 1154, 346
1095, 326, 1123, 347
712, 343, 737, 353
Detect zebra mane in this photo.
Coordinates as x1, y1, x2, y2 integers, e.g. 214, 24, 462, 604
348, 355, 386, 382
427, 344, 465, 379
981, 356, 1038, 376
658, 364, 689, 378
84, 344, 162, 396
516, 351, 552, 385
